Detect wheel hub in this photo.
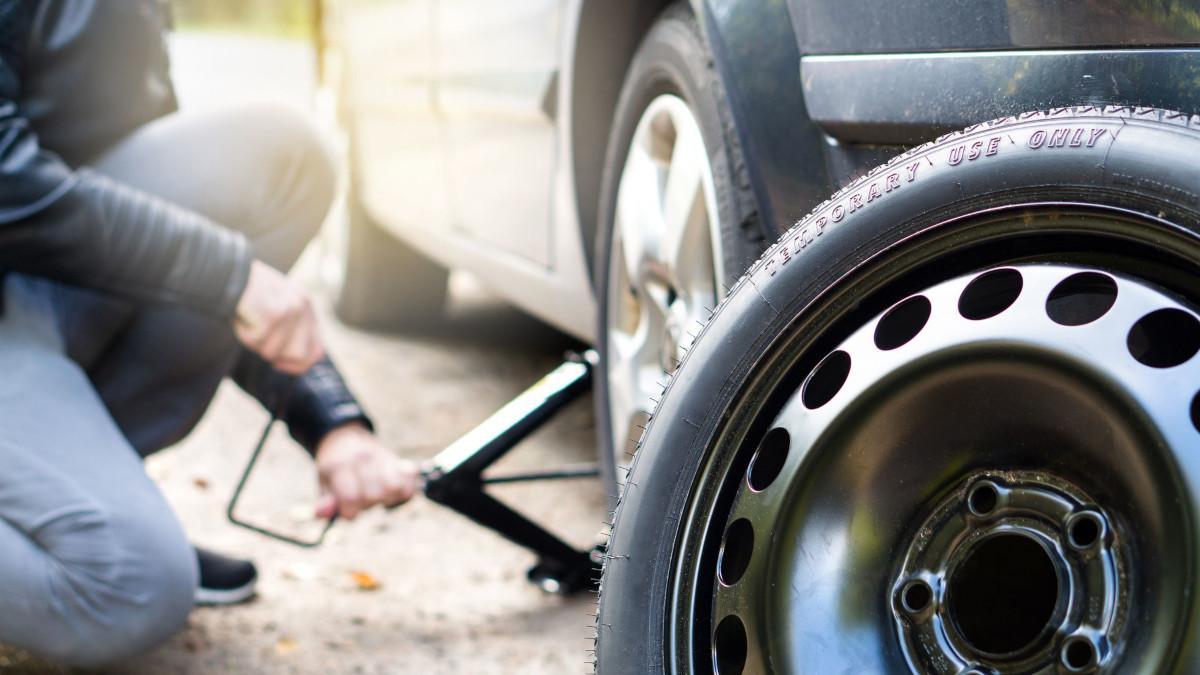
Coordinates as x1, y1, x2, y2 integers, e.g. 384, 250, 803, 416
894, 471, 1122, 673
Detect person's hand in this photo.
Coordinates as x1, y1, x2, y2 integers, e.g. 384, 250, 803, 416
234, 260, 325, 374
314, 423, 422, 520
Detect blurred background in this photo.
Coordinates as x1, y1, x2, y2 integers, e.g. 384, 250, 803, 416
1, 2, 605, 673
171, 0, 318, 38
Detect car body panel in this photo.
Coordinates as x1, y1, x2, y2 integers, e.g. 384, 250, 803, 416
700, 0, 1200, 230
804, 49, 1200, 144
437, 0, 560, 267
332, 0, 1200, 343
340, 0, 452, 237
788, 0, 1200, 54
336, 0, 596, 340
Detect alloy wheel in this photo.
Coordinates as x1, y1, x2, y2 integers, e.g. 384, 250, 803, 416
606, 94, 725, 472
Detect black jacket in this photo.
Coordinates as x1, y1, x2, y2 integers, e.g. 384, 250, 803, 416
0, 0, 250, 314
0, 0, 369, 452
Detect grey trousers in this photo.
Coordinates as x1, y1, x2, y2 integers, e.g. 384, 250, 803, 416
0, 103, 334, 667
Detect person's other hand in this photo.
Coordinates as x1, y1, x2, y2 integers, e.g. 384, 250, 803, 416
234, 260, 324, 374
314, 423, 421, 520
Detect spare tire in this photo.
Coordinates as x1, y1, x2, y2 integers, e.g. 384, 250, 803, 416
596, 107, 1200, 674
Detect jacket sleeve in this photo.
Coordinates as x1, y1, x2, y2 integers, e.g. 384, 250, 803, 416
231, 350, 375, 456
0, 3, 251, 316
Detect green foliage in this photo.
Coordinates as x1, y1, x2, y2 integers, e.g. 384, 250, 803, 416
171, 0, 318, 38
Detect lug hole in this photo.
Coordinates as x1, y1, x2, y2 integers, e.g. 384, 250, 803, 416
802, 350, 851, 409
1192, 391, 1200, 434
1046, 272, 1118, 326
1128, 307, 1200, 368
747, 428, 790, 492
874, 295, 932, 350
959, 268, 1023, 320
1066, 512, 1104, 550
967, 481, 1000, 517
718, 519, 754, 586
713, 615, 748, 675
900, 579, 933, 614
1061, 636, 1099, 672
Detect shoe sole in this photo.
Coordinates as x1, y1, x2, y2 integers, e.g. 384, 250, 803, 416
194, 582, 257, 606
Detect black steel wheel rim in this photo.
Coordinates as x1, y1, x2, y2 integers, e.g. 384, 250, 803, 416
668, 206, 1200, 674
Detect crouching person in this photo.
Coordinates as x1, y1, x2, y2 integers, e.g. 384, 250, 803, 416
0, 0, 420, 666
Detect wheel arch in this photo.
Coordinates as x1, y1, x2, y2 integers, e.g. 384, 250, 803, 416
566, 0, 687, 285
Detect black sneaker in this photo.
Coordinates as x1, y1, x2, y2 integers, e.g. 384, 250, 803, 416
194, 547, 258, 606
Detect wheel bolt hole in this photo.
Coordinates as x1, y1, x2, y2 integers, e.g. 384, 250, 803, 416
1067, 512, 1104, 550
967, 482, 1000, 517
718, 519, 754, 586
874, 295, 932, 351
901, 579, 933, 614
713, 615, 748, 675
1046, 272, 1118, 326
959, 268, 1023, 321
1127, 307, 1200, 368
747, 428, 790, 492
1062, 637, 1098, 671
1191, 390, 1200, 434
802, 350, 851, 409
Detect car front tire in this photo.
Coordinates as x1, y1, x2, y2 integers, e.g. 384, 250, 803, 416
595, 2, 763, 494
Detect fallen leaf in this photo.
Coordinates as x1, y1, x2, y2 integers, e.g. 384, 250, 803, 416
274, 638, 298, 656
192, 477, 209, 490
350, 570, 381, 591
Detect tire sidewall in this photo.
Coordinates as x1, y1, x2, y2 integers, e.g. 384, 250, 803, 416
597, 108, 1200, 673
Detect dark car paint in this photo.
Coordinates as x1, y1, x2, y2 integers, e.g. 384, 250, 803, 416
804, 49, 1200, 144
792, 0, 1200, 54
698, 0, 1200, 234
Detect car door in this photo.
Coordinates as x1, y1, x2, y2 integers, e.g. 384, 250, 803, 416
338, 0, 452, 238
435, 0, 562, 268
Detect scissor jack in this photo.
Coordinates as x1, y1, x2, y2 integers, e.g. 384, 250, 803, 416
228, 350, 605, 595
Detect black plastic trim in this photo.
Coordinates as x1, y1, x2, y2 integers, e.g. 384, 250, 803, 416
804, 49, 1200, 144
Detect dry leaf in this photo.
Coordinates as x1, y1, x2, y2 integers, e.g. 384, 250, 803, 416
274, 637, 298, 656
350, 570, 381, 591
192, 477, 209, 490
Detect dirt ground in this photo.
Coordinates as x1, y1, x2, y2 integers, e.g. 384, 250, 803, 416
0, 32, 610, 675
